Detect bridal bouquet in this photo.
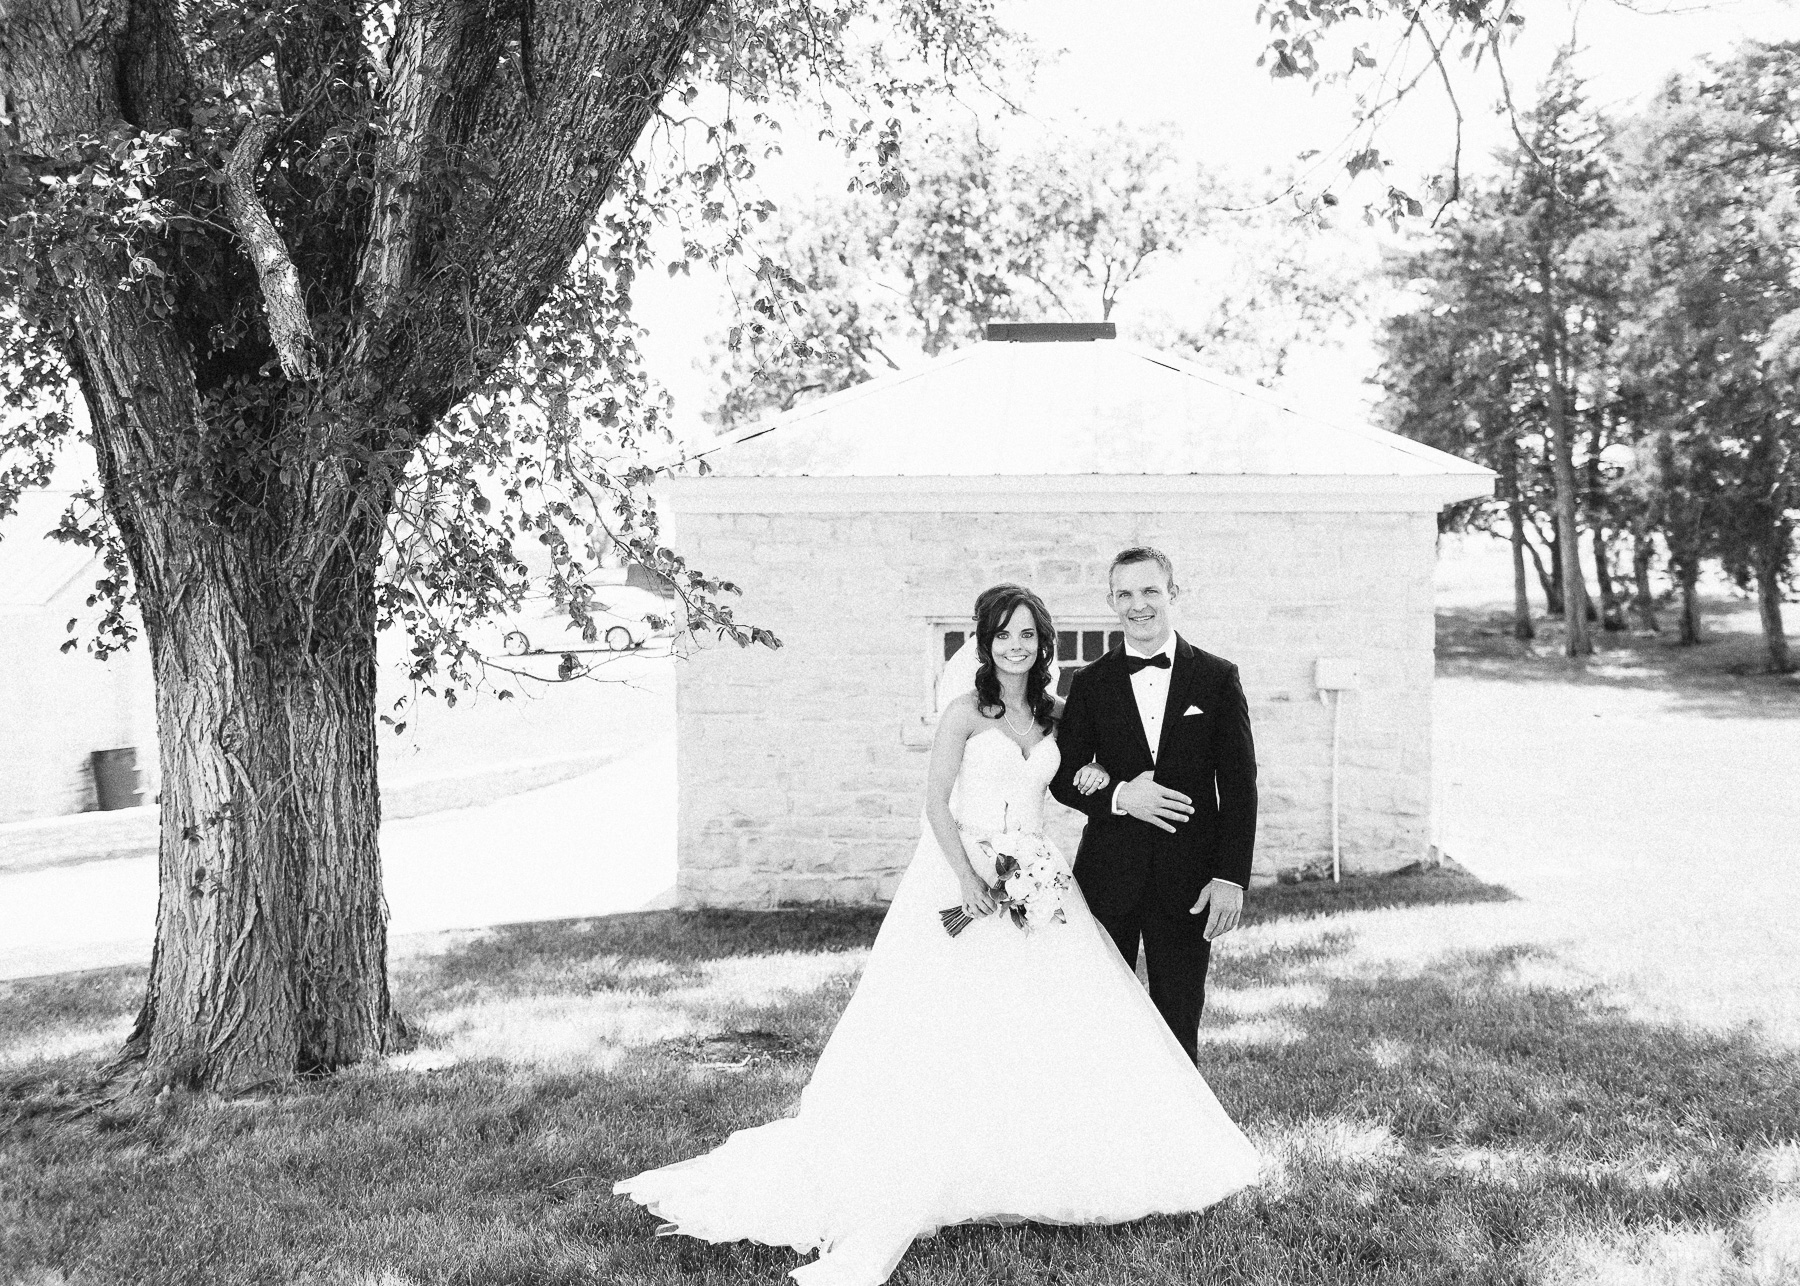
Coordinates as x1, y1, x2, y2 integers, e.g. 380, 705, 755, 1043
940, 832, 1071, 938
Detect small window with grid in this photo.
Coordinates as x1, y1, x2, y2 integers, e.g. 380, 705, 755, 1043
934, 623, 1122, 700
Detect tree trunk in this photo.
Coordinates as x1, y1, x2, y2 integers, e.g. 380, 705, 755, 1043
1673, 554, 1704, 645
1586, 412, 1624, 631
1524, 527, 1563, 616
1534, 517, 1596, 619
1630, 525, 1660, 634
66, 285, 395, 1091
1510, 508, 1536, 640
1540, 261, 1592, 656
1592, 525, 1625, 630
1502, 439, 1535, 641
1754, 552, 1793, 674
120, 541, 393, 1088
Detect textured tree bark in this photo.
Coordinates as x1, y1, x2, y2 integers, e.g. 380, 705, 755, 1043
1509, 506, 1535, 641
1501, 439, 1535, 640
221, 118, 317, 380
60, 279, 393, 1090
1539, 257, 1592, 656
1591, 526, 1625, 630
1586, 416, 1624, 631
122, 539, 391, 1087
1754, 554, 1793, 674
1535, 522, 1565, 616
1672, 554, 1704, 645
1630, 526, 1661, 634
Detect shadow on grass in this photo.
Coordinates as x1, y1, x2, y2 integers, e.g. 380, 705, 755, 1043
5, 870, 1798, 1286
1246, 862, 1517, 923
1437, 597, 1800, 719
412, 904, 885, 1000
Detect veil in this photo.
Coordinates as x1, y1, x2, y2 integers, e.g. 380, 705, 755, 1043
936, 637, 980, 714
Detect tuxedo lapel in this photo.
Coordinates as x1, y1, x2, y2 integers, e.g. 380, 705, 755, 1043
1153, 636, 1197, 766
1101, 649, 1155, 766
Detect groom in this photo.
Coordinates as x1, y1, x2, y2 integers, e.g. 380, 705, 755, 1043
1050, 546, 1258, 1064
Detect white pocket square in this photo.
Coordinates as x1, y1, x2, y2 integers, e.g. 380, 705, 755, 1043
1183, 704, 1205, 716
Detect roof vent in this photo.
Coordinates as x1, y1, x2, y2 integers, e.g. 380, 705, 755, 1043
985, 322, 1116, 343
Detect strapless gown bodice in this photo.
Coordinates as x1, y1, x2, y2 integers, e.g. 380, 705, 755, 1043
950, 727, 1058, 837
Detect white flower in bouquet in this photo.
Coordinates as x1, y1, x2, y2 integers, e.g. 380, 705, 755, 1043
939, 832, 1072, 938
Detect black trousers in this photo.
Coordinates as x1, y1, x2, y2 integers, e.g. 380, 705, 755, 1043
1092, 896, 1213, 1065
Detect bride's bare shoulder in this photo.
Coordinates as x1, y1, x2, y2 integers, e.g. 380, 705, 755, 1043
938, 693, 985, 735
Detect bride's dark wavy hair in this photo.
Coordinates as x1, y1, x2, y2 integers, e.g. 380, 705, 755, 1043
972, 583, 1058, 732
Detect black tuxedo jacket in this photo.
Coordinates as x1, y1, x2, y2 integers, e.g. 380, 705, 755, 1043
1049, 637, 1258, 918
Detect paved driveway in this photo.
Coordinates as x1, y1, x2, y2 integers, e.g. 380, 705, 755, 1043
0, 734, 676, 982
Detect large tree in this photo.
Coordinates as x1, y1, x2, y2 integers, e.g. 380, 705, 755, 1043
0, 0, 1002, 1091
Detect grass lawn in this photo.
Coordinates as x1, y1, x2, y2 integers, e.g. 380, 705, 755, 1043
4, 868, 1798, 1286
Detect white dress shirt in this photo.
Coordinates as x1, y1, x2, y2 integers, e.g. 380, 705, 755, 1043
1108, 631, 1178, 816
1125, 630, 1179, 763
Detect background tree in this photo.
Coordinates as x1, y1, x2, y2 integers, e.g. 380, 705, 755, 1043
1498, 60, 1617, 657
1379, 212, 1548, 639
705, 121, 1365, 429
1612, 42, 1800, 671
1378, 64, 1622, 649
0, 0, 1007, 1091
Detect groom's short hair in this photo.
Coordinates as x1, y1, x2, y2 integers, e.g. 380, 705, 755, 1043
1109, 545, 1175, 589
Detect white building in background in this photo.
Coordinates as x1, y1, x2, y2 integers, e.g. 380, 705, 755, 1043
0, 489, 158, 822
660, 323, 1496, 907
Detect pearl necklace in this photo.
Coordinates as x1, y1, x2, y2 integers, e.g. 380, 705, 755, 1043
1003, 703, 1037, 739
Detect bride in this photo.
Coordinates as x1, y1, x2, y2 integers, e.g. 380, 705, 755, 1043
614, 583, 1260, 1284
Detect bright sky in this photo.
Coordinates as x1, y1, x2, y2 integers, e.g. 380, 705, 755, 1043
633, 0, 1800, 431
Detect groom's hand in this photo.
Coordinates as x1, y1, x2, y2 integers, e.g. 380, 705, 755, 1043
1190, 880, 1244, 939
1114, 771, 1193, 833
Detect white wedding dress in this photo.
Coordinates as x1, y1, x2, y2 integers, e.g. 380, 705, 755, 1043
614, 725, 1261, 1285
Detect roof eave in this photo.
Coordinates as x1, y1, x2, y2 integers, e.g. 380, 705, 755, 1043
659, 470, 1497, 515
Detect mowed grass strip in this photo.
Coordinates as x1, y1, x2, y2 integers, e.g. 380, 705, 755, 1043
3, 871, 1798, 1286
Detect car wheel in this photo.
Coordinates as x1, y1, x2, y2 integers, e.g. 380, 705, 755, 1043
605, 625, 634, 651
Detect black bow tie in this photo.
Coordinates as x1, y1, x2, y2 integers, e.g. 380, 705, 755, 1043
1123, 652, 1171, 674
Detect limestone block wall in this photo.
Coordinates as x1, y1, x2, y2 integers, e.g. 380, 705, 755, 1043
672, 506, 1439, 907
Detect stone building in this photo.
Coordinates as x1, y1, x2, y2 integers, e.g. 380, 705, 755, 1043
660, 325, 1494, 907
0, 489, 158, 823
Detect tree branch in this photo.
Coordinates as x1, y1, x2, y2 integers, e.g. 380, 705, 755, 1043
368, 0, 713, 430
1411, 10, 1462, 224
117, 0, 193, 130
351, 0, 513, 357
223, 118, 317, 381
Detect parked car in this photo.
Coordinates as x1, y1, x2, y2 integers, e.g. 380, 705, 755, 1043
500, 585, 680, 656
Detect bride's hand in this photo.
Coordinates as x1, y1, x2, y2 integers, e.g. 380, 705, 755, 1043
957, 868, 998, 919
1073, 762, 1111, 795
